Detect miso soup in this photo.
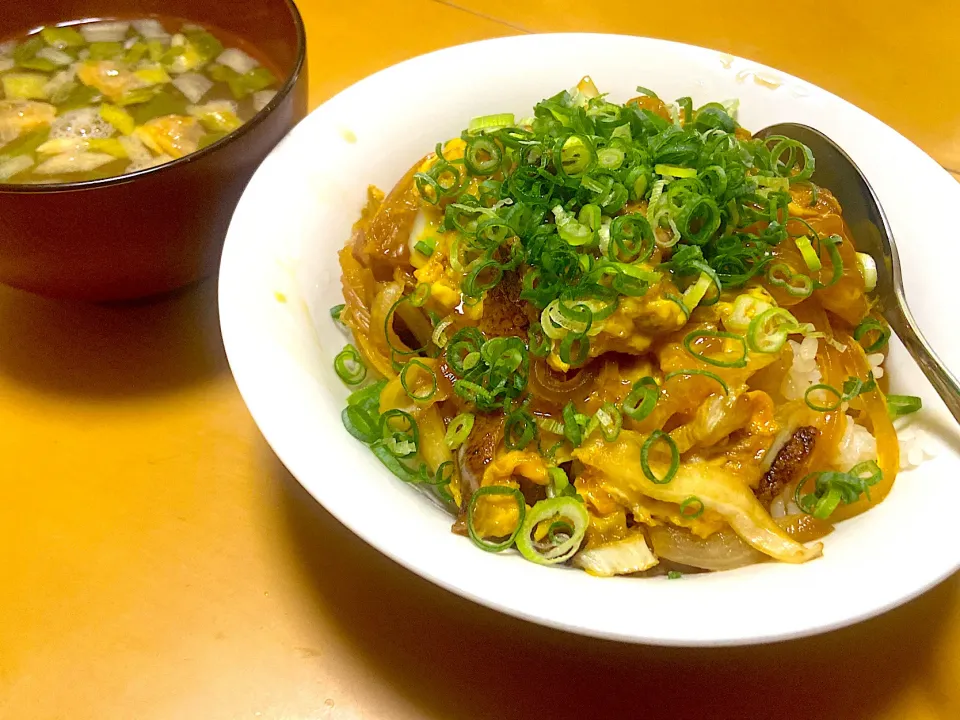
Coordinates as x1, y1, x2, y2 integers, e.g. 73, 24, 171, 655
0, 17, 281, 184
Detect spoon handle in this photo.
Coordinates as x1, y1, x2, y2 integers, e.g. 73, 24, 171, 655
885, 300, 960, 423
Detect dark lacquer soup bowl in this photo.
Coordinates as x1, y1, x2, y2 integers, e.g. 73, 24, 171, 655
0, 0, 307, 301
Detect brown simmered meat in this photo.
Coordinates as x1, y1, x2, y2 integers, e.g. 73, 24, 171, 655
452, 412, 505, 534
756, 426, 818, 506
457, 411, 505, 498
478, 270, 530, 337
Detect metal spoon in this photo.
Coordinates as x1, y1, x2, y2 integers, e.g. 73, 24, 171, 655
757, 123, 960, 422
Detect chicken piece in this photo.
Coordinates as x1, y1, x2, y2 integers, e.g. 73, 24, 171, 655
0, 100, 56, 148
76, 60, 144, 102
756, 426, 818, 506
135, 115, 203, 158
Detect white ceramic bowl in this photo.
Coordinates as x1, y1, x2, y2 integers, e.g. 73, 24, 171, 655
219, 34, 960, 646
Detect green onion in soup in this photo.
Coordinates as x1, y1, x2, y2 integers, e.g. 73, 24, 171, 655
0, 17, 281, 183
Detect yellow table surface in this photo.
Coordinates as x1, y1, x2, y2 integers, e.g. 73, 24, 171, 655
2, 2, 959, 718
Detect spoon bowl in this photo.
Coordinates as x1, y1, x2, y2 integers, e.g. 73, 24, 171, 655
758, 123, 960, 422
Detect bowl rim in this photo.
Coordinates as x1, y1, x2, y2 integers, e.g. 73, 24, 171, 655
0, 0, 306, 195
219, 32, 960, 646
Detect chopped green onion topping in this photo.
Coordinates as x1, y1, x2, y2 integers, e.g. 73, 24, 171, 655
467, 486, 526, 552
444, 412, 475, 449
640, 429, 679, 484
655, 163, 697, 178
813, 235, 844, 289
623, 376, 659, 422
795, 461, 883, 519
562, 401, 586, 447
856, 252, 878, 292
334, 344, 367, 385
683, 329, 748, 368
663, 369, 729, 395
747, 308, 799, 354
794, 235, 822, 272
679, 496, 705, 519
414, 238, 436, 257
682, 272, 713, 310
516, 497, 589, 565
468, 112, 515, 132
804, 383, 843, 412
400, 359, 438, 402
767, 263, 813, 298
505, 407, 538, 450
854, 317, 891, 353
887, 394, 922, 419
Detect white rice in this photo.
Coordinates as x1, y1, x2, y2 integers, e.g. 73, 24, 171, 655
781, 336, 822, 400
896, 417, 939, 470
832, 414, 878, 470
867, 352, 885, 379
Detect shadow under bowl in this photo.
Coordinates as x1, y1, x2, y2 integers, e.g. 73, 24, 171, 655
0, 0, 307, 301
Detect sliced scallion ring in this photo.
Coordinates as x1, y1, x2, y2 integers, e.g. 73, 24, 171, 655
515, 497, 589, 565
444, 412, 475, 449
334, 344, 367, 385
683, 329, 748, 368
468, 112, 515, 132
854, 317, 891, 353
682, 272, 713, 310
623, 377, 659, 422
466, 486, 526, 552
679, 496, 705, 519
410, 282, 431, 307
464, 135, 503, 176
663, 368, 729, 395
431, 316, 455, 348
400, 358, 438, 402
505, 408, 537, 450
747, 308, 799, 353
856, 251, 878, 292
804, 383, 843, 412
767, 263, 813, 298
794, 235, 822, 272
640, 429, 679, 484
